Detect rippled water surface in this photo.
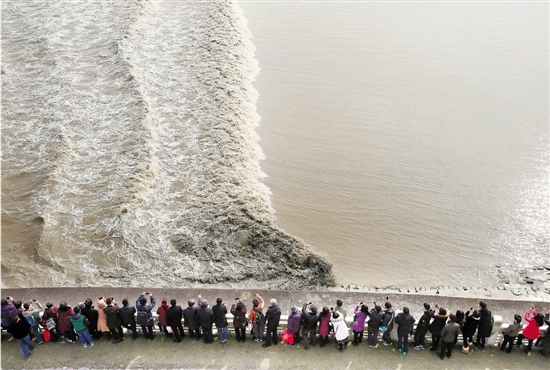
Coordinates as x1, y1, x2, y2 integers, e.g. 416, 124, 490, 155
238, 1, 549, 286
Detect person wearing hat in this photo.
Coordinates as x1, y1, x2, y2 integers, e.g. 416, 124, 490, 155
300, 301, 320, 350
287, 306, 302, 348
183, 297, 201, 340
197, 295, 214, 344
156, 298, 171, 337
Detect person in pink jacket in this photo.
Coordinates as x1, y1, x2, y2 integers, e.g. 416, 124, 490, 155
515, 308, 544, 354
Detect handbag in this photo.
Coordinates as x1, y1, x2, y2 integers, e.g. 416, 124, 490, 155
45, 318, 56, 330
43, 328, 51, 342
281, 329, 294, 345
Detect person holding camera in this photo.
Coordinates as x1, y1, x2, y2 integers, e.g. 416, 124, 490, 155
22, 300, 43, 345
104, 297, 123, 343
136, 292, 156, 340
474, 301, 493, 352
120, 298, 138, 340
82, 299, 100, 340
352, 302, 368, 346
366, 304, 384, 348
331, 308, 349, 352
395, 307, 415, 356
319, 307, 331, 348
231, 297, 247, 343
301, 301, 320, 350
428, 305, 449, 351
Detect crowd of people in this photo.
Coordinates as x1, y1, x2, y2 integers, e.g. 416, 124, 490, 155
1, 293, 549, 361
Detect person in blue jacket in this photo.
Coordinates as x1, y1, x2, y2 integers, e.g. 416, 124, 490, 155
136, 292, 156, 340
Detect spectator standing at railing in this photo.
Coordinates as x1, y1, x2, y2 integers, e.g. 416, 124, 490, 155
183, 299, 201, 340
335, 299, 347, 321
104, 297, 123, 343
1, 297, 16, 334
136, 292, 156, 340
231, 298, 248, 343
301, 302, 320, 350
461, 308, 480, 354
438, 314, 460, 360
515, 308, 544, 355
43, 302, 60, 342
429, 306, 449, 352
212, 298, 228, 343
382, 301, 396, 346
499, 314, 522, 353
69, 305, 94, 348
22, 301, 43, 344
287, 306, 302, 348
319, 307, 331, 348
82, 299, 100, 340
366, 305, 384, 348
542, 310, 550, 357
97, 297, 110, 340
413, 303, 432, 351
395, 307, 415, 356
120, 299, 138, 340
474, 301, 493, 352
263, 298, 281, 348
156, 298, 171, 337
453, 310, 465, 347
249, 294, 265, 343
58, 301, 77, 343
198, 296, 214, 344
167, 299, 185, 343
331, 310, 349, 352
10, 314, 34, 358
352, 303, 368, 346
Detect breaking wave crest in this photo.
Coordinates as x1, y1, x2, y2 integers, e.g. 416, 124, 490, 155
1, 0, 334, 289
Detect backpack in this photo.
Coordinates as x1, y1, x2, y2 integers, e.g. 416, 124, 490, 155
254, 310, 265, 325
381, 311, 393, 327
26, 315, 37, 327
137, 309, 149, 326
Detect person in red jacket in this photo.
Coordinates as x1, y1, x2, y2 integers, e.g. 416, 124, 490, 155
515, 307, 544, 354
157, 298, 171, 337
57, 301, 76, 343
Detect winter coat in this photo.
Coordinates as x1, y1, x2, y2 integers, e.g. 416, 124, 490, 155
477, 307, 493, 338
136, 295, 156, 326
523, 311, 540, 340
166, 305, 183, 328
198, 305, 214, 329
70, 313, 88, 332
352, 306, 368, 332
266, 304, 281, 329
22, 306, 42, 327
97, 299, 109, 332
1, 303, 15, 328
462, 311, 480, 337
503, 321, 522, 337
429, 312, 449, 335
10, 317, 30, 339
319, 314, 331, 336
382, 306, 396, 333
395, 313, 416, 337
287, 311, 302, 334
440, 322, 460, 343
183, 306, 199, 330
120, 305, 136, 326
230, 304, 247, 329
212, 304, 228, 329
81, 305, 99, 330
156, 304, 170, 327
57, 306, 74, 332
331, 313, 349, 341
416, 311, 432, 334
301, 303, 320, 331
104, 304, 121, 329
367, 309, 384, 329
43, 306, 59, 328
543, 314, 550, 341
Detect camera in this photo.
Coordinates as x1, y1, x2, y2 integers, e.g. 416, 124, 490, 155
235, 297, 239, 300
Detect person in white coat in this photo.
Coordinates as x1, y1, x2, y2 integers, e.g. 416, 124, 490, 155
331, 309, 349, 352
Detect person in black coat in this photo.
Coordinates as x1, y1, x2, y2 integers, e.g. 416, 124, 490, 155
395, 307, 415, 355
197, 296, 214, 344
453, 309, 465, 346
81, 299, 100, 340
183, 299, 201, 340
212, 298, 228, 343
428, 306, 449, 351
474, 301, 493, 351
167, 299, 185, 343
10, 315, 34, 358
263, 299, 281, 347
413, 303, 432, 350
367, 305, 384, 348
120, 298, 138, 339
301, 302, 320, 350
461, 308, 480, 353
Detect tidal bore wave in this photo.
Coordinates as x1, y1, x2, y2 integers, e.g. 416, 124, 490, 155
1, 0, 335, 289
